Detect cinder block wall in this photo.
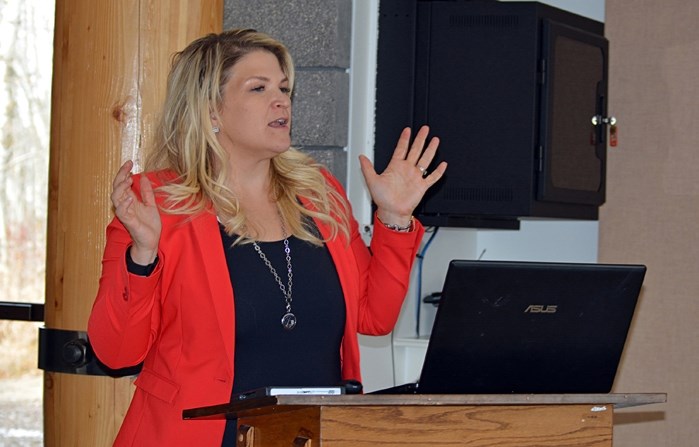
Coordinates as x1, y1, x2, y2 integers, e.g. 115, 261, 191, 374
224, 0, 352, 185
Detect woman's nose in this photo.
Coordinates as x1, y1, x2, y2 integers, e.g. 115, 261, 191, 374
275, 95, 290, 109
274, 90, 291, 108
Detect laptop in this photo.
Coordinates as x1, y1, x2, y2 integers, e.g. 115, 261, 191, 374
372, 260, 646, 394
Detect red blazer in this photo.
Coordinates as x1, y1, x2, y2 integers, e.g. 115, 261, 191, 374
88, 169, 424, 446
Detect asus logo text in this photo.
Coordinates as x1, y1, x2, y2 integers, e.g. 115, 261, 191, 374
524, 305, 558, 314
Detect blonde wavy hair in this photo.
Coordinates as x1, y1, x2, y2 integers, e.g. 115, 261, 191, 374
145, 28, 351, 245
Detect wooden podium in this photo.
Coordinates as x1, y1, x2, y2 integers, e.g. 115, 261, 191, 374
183, 393, 665, 446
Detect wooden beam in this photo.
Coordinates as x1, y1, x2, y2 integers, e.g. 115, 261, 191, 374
44, 1, 222, 445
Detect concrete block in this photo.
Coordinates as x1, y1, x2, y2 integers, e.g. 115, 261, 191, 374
224, 0, 351, 68
299, 146, 348, 187
291, 70, 349, 147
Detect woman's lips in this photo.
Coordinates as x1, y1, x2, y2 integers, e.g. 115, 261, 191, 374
268, 118, 288, 127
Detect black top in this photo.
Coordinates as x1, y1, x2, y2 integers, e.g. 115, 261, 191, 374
218, 223, 345, 445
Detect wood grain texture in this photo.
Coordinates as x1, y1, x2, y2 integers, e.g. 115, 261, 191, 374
321, 405, 612, 447
236, 404, 613, 447
44, 1, 222, 445
239, 408, 321, 447
183, 393, 666, 419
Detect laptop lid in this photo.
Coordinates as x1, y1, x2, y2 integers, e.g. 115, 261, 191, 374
415, 260, 646, 394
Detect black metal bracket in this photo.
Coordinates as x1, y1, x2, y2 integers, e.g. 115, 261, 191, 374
38, 326, 142, 377
0, 301, 45, 321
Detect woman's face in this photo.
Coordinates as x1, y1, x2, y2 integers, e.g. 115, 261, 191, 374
214, 50, 291, 161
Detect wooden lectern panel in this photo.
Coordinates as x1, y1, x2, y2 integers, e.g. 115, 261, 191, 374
238, 407, 320, 447
181, 394, 665, 447
237, 404, 613, 447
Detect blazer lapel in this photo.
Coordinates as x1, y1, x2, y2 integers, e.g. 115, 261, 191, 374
190, 211, 235, 375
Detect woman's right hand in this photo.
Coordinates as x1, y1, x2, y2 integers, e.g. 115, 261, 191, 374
111, 160, 162, 265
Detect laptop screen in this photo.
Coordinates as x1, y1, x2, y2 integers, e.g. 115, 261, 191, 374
416, 260, 646, 394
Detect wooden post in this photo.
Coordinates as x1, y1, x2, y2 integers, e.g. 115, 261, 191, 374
44, 1, 222, 445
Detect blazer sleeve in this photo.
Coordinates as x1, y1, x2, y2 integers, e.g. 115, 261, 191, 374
355, 216, 424, 335
87, 174, 164, 369
323, 171, 425, 336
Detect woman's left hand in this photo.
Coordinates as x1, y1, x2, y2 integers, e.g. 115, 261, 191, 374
359, 125, 448, 227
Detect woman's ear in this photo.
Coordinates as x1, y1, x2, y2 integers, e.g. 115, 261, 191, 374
210, 113, 220, 133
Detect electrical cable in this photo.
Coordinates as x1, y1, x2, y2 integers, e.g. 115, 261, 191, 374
415, 226, 439, 337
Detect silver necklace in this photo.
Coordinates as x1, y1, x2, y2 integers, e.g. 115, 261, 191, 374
252, 223, 296, 330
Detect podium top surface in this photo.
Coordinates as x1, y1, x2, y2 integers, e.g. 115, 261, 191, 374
182, 393, 667, 420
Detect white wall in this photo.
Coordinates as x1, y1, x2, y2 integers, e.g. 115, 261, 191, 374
349, 0, 605, 392
507, 0, 604, 21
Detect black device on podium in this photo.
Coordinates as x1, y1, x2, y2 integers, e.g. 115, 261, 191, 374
372, 260, 646, 394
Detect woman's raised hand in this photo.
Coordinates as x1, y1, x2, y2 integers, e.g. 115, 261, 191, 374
359, 125, 447, 227
111, 160, 162, 264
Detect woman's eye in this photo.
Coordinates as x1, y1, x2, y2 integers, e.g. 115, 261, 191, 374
281, 87, 291, 95
251, 86, 265, 92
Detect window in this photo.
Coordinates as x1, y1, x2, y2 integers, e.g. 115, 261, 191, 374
0, 1, 54, 444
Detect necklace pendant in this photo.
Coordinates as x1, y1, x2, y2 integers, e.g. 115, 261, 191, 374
281, 312, 297, 330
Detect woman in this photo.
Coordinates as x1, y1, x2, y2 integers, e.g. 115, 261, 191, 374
88, 28, 446, 446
